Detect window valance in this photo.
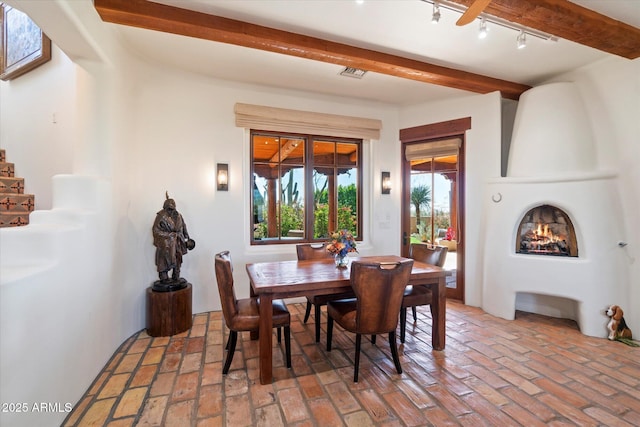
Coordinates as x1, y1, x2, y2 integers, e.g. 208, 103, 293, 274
404, 138, 461, 161
234, 103, 382, 140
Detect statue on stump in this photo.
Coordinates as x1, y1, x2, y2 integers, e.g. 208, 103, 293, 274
152, 192, 195, 291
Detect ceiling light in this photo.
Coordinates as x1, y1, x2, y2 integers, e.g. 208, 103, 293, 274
478, 18, 488, 39
517, 30, 527, 49
431, 2, 441, 24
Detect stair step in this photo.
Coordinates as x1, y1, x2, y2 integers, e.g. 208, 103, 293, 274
0, 194, 35, 213
0, 162, 15, 178
0, 212, 30, 227
0, 150, 35, 227
0, 177, 25, 194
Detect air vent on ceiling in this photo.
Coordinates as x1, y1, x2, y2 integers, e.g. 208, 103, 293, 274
339, 67, 367, 79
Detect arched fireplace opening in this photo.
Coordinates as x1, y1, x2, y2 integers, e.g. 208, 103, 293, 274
515, 204, 578, 257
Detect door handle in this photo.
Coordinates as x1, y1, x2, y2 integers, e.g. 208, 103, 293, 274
403, 231, 408, 245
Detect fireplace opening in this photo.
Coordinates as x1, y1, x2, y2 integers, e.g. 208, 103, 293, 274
515, 204, 578, 257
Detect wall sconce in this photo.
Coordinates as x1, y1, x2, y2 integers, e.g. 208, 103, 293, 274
217, 163, 228, 191
381, 171, 391, 194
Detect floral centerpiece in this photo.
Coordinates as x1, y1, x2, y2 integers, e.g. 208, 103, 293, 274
326, 229, 358, 267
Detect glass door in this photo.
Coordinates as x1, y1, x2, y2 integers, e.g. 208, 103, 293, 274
410, 155, 458, 287
401, 137, 465, 301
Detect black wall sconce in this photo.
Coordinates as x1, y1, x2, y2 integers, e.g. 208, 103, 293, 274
217, 163, 229, 191
381, 171, 391, 194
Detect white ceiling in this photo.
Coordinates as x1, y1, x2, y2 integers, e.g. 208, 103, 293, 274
110, 0, 640, 105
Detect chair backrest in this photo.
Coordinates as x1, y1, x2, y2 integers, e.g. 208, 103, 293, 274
214, 251, 239, 327
350, 259, 414, 335
296, 243, 333, 261
409, 243, 448, 267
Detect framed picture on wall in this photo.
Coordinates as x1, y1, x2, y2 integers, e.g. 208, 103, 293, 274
0, 3, 51, 81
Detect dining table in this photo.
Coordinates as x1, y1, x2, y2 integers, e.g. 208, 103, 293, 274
246, 254, 450, 384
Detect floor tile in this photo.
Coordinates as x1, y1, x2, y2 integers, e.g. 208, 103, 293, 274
63, 301, 640, 426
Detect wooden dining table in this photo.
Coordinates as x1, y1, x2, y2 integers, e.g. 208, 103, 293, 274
246, 255, 450, 384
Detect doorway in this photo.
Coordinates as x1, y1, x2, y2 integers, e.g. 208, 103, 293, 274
400, 118, 470, 301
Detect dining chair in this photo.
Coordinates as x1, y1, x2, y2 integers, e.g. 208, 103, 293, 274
214, 251, 291, 374
296, 243, 355, 343
400, 243, 448, 343
326, 259, 414, 382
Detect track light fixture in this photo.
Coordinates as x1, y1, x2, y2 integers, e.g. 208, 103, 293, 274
517, 30, 527, 49
478, 17, 488, 39
421, 0, 556, 47
431, 2, 441, 24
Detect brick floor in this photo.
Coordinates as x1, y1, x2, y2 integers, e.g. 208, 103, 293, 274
63, 301, 640, 426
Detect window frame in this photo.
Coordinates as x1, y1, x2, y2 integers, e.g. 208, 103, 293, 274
250, 129, 362, 245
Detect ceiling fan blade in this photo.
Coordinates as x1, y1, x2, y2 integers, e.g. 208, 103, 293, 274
456, 0, 492, 26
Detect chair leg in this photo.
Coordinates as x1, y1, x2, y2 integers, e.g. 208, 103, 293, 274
400, 307, 407, 344
389, 331, 402, 375
222, 330, 238, 374
303, 301, 312, 323
314, 304, 322, 343
284, 326, 291, 368
326, 316, 334, 351
371, 335, 377, 345
277, 327, 282, 343
412, 306, 417, 322
354, 334, 362, 383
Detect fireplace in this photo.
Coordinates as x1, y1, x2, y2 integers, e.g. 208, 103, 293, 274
516, 204, 577, 257
480, 82, 628, 338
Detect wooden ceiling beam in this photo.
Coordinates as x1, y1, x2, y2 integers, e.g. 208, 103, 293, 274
94, 0, 530, 100
452, 0, 640, 59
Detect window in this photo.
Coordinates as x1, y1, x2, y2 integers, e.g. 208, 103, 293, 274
251, 130, 361, 244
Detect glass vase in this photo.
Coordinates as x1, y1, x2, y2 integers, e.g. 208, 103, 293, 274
334, 254, 349, 268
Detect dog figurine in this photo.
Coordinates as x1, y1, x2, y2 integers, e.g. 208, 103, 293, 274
606, 305, 633, 341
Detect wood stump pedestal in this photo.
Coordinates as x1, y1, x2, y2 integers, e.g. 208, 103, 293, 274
146, 283, 192, 337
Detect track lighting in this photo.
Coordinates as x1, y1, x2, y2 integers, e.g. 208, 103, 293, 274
431, 2, 441, 24
517, 30, 527, 49
421, 0, 556, 48
478, 18, 488, 39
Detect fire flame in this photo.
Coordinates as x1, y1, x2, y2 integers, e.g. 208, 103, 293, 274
534, 223, 560, 243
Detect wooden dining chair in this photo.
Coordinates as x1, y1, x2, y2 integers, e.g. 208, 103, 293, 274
296, 243, 355, 343
214, 251, 291, 374
326, 259, 414, 382
400, 243, 448, 343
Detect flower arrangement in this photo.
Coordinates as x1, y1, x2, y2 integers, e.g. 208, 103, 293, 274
326, 229, 358, 258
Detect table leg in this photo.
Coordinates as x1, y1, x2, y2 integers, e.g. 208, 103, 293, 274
249, 284, 259, 341
259, 293, 274, 384
430, 277, 446, 350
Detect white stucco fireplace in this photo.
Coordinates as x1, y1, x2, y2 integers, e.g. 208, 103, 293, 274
482, 82, 629, 337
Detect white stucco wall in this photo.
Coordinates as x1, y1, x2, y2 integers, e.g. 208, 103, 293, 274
117, 63, 402, 318
0, 44, 75, 210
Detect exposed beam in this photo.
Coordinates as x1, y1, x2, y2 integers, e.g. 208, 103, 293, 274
94, 0, 531, 100
452, 0, 640, 59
